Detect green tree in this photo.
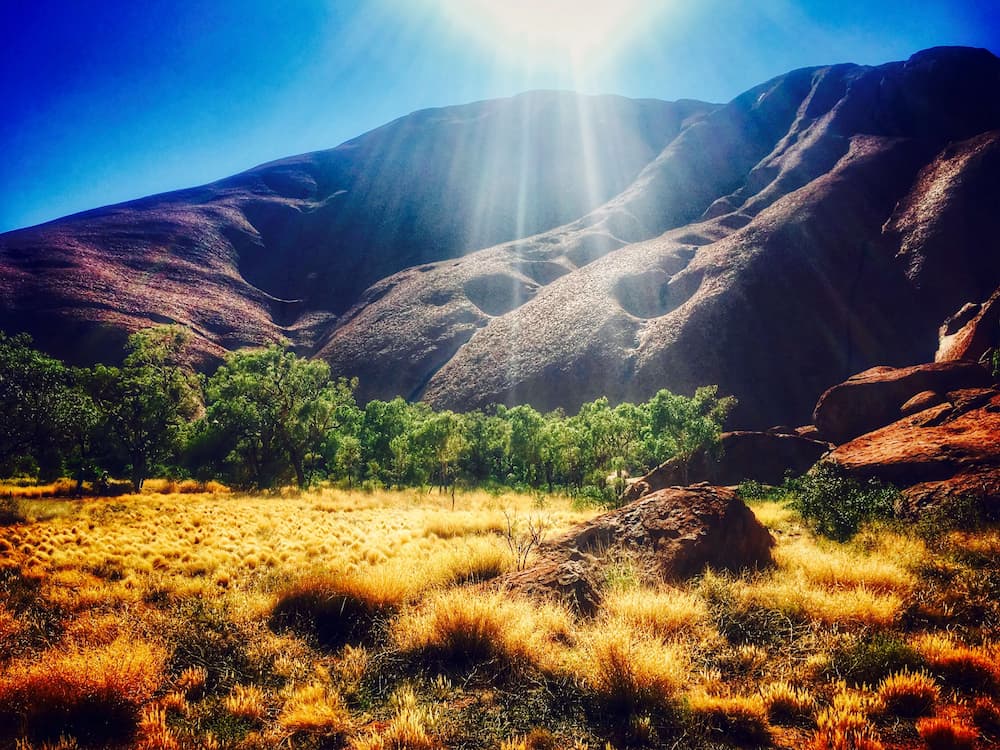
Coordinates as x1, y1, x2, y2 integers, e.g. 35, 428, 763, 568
359, 397, 413, 486
505, 405, 545, 487
412, 410, 469, 499
0, 332, 71, 477
204, 345, 358, 489
644, 386, 736, 482
91, 326, 200, 491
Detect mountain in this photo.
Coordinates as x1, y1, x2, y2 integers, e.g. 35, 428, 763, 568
3, 47, 1000, 427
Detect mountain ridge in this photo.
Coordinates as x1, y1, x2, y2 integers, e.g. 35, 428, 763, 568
3, 46, 1000, 427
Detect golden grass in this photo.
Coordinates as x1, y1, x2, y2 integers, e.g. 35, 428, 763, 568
567, 622, 690, 713
808, 685, 884, 750
911, 633, 999, 692
224, 684, 268, 722
392, 588, 573, 673
600, 585, 713, 639
686, 691, 771, 746
748, 499, 799, 533
0, 638, 165, 743
915, 716, 979, 750
277, 681, 355, 738
875, 670, 939, 717
2, 486, 997, 749
762, 681, 817, 726
349, 685, 440, 750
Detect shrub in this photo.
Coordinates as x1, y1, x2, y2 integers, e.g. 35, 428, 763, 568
270, 572, 408, 649
826, 633, 925, 686
762, 681, 816, 726
0, 638, 165, 743
809, 686, 883, 750
686, 692, 771, 746
915, 717, 978, 750
875, 670, 938, 717
789, 465, 899, 541
277, 682, 355, 739
737, 480, 784, 502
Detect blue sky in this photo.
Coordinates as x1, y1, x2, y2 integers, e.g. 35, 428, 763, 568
1, 0, 997, 233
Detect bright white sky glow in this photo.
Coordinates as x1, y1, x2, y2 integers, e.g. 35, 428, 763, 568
436, 0, 663, 71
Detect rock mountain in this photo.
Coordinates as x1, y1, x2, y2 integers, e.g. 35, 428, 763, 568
3, 46, 1000, 427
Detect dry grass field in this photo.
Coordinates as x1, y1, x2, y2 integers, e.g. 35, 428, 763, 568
1, 487, 998, 749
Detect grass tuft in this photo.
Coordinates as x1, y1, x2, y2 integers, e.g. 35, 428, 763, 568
915, 716, 979, 750
762, 681, 816, 726
875, 670, 939, 717
0, 638, 165, 744
271, 571, 409, 649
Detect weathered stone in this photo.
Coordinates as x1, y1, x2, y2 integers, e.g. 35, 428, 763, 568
824, 388, 1000, 520
936, 289, 1000, 363
497, 485, 774, 614
900, 390, 945, 417
621, 431, 830, 503
812, 361, 992, 445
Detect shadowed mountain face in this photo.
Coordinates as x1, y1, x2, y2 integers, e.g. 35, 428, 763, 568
1, 92, 707, 363
4, 47, 1000, 426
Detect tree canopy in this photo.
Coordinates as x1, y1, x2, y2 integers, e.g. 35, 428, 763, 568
0, 328, 736, 499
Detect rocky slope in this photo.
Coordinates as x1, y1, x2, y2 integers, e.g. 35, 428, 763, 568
1, 92, 704, 364
3, 47, 1000, 427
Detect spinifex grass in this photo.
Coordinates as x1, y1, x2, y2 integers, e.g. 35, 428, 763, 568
0, 487, 996, 749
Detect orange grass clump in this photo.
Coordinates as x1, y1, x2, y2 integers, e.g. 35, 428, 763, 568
875, 670, 939, 717
0, 638, 165, 743
762, 680, 817, 726
809, 686, 883, 750
915, 716, 979, 750
277, 682, 355, 739
392, 588, 573, 673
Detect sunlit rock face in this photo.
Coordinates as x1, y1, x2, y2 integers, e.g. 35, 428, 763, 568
4, 47, 1000, 427
1, 92, 705, 364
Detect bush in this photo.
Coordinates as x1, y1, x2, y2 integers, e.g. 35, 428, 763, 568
789, 465, 899, 541
0, 638, 165, 744
916, 717, 978, 750
826, 633, 925, 686
875, 670, 939, 717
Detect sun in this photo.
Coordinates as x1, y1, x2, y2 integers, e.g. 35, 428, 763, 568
435, 0, 658, 70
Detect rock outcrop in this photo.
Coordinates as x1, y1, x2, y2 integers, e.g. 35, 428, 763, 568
824, 387, 1000, 519
812, 361, 993, 444
621, 431, 831, 503
497, 485, 774, 614
936, 289, 1000, 364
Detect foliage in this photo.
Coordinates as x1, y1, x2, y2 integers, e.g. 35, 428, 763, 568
200, 344, 359, 488
788, 464, 899, 541
0, 327, 736, 494
825, 633, 925, 686
90, 326, 200, 491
